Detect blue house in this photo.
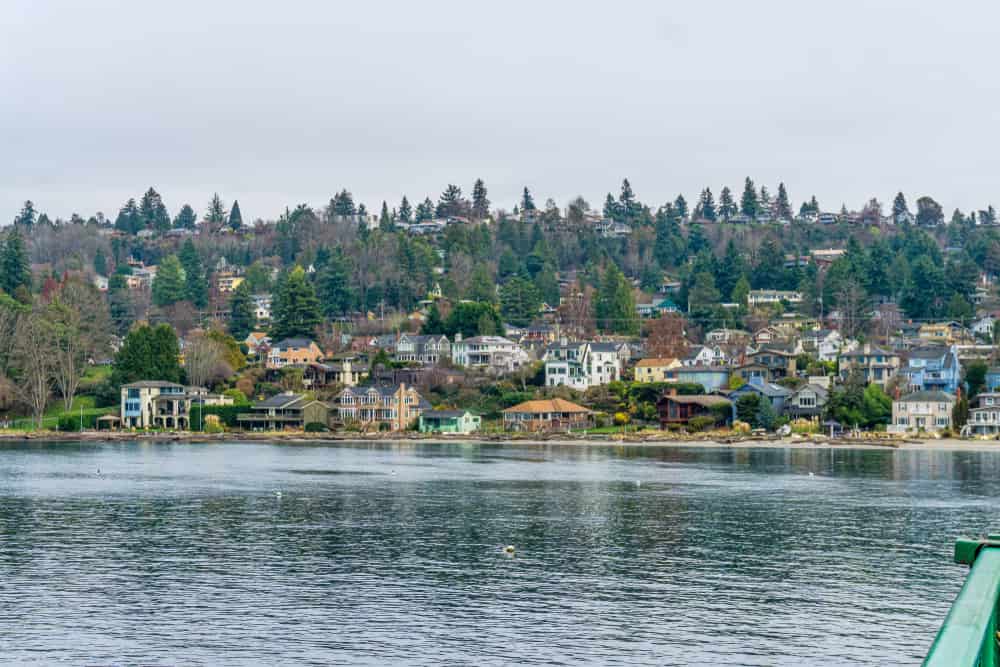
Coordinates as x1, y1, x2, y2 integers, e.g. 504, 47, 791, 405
900, 346, 960, 394
987, 368, 1000, 393
730, 378, 792, 414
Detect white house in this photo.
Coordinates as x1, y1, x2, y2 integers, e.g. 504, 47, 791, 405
801, 329, 853, 362
253, 294, 272, 322
967, 393, 1000, 436
972, 314, 995, 338
748, 290, 803, 307
395, 333, 450, 365
683, 345, 728, 367
543, 340, 623, 389
451, 335, 528, 374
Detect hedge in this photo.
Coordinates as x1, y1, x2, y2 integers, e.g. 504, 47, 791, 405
57, 408, 116, 432
188, 405, 246, 430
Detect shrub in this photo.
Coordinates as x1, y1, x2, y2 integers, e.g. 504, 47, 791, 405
304, 422, 328, 432
687, 415, 716, 432
189, 405, 243, 430
57, 408, 115, 432
613, 412, 630, 426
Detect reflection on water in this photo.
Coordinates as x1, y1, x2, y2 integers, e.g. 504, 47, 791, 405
0, 441, 995, 666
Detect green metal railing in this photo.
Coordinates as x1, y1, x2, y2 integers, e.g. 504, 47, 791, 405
924, 536, 1000, 666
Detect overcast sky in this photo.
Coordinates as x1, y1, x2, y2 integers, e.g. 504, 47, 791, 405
4, 1, 999, 224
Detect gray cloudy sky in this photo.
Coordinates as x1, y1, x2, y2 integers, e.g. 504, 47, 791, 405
3, 0, 999, 223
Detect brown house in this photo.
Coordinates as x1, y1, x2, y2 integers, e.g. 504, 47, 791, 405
656, 390, 732, 427
503, 398, 592, 432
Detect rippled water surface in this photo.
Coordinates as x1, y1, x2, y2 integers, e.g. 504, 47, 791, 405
0, 441, 996, 665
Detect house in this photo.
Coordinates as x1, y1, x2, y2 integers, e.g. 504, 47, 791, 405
810, 248, 846, 268
800, 329, 850, 362
738, 348, 798, 382
838, 344, 901, 386
596, 220, 632, 238
543, 339, 622, 389
683, 344, 728, 367
705, 329, 750, 345
451, 334, 529, 374
502, 398, 592, 432
120, 381, 195, 429
900, 346, 960, 394
335, 383, 429, 431
918, 321, 974, 345
730, 378, 792, 413
752, 327, 784, 346
747, 290, 804, 307
636, 298, 680, 318
418, 410, 482, 434
662, 366, 732, 393
784, 383, 830, 419
966, 393, 1000, 436
634, 358, 683, 383
244, 331, 270, 356
125, 265, 157, 290
267, 338, 324, 369
656, 389, 732, 427
215, 269, 244, 293
395, 333, 450, 365
252, 294, 272, 322
890, 390, 955, 434
236, 392, 330, 431
92, 275, 109, 292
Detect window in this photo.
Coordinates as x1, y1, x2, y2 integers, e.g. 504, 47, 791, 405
936, 418, 948, 426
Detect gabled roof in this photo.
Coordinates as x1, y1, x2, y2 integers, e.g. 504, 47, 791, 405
635, 357, 679, 368
503, 398, 591, 414
897, 390, 955, 403
122, 381, 184, 389
658, 394, 732, 408
272, 337, 317, 349
423, 409, 477, 419
737, 381, 792, 398
254, 392, 309, 409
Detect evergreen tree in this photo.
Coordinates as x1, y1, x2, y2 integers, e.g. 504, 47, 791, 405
270, 266, 321, 340
916, 196, 944, 226
472, 179, 490, 219
467, 265, 497, 303
316, 248, 355, 317
759, 185, 771, 210
114, 198, 141, 234
330, 190, 356, 217
443, 301, 503, 338
499, 276, 542, 326
174, 204, 198, 229
731, 275, 751, 305
421, 303, 445, 334
111, 323, 182, 387
699, 188, 716, 221
93, 247, 108, 277
139, 187, 171, 232
595, 263, 638, 335
205, 193, 227, 227
775, 182, 792, 219
654, 213, 685, 267
378, 201, 393, 231
178, 239, 208, 309
619, 179, 637, 220
437, 184, 464, 218
521, 187, 536, 212
718, 187, 736, 221
715, 239, 745, 298
13, 200, 36, 227
892, 192, 909, 221
674, 194, 688, 220
1, 230, 31, 295
151, 255, 186, 308
688, 271, 721, 328
416, 197, 435, 222
228, 200, 244, 231
603, 193, 622, 221
799, 195, 820, 216
228, 281, 256, 340
740, 177, 759, 218
398, 196, 413, 224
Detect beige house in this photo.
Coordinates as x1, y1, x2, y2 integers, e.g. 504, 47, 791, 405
634, 358, 682, 383
120, 381, 197, 429
890, 390, 955, 433
336, 383, 430, 431
267, 338, 324, 369
838, 344, 901, 386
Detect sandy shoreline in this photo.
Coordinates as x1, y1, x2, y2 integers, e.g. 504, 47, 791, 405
1, 430, 998, 451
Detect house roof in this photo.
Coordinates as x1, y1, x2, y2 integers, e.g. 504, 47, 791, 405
790, 383, 829, 400
503, 398, 591, 414
737, 381, 792, 398
635, 358, 679, 368
423, 410, 476, 419
254, 392, 309, 409
458, 336, 516, 345
122, 381, 184, 389
272, 337, 317, 349
659, 394, 732, 408
897, 390, 956, 403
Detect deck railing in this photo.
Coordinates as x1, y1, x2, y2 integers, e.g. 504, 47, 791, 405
923, 536, 1000, 666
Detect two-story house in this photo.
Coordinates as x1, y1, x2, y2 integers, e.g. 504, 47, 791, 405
683, 344, 728, 367
800, 329, 852, 362
395, 333, 451, 365
900, 346, 960, 394
543, 339, 622, 389
120, 381, 196, 429
838, 344, 901, 386
236, 392, 330, 431
966, 393, 1000, 436
784, 382, 830, 419
451, 334, 528, 374
890, 390, 955, 433
252, 294, 272, 322
335, 383, 429, 431
737, 348, 798, 383
267, 338, 324, 369
634, 358, 683, 383
730, 378, 792, 414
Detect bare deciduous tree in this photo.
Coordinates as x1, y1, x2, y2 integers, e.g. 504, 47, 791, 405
12, 311, 56, 428
47, 279, 112, 411
184, 334, 232, 389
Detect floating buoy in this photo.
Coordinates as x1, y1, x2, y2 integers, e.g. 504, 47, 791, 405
635, 480, 641, 487
275, 491, 283, 498
503, 545, 516, 555
808, 472, 815, 477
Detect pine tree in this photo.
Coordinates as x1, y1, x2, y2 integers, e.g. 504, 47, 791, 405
1, 230, 31, 295
174, 204, 198, 229
115, 198, 142, 234
316, 248, 355, 317
330, 190, 356, 218
699, 188, 716, 222
521, 187, 536, 212
603, 193, 622, 221
416, 197, 435, 222
205, 193, 227, 227
421, 303, 445, 334
139, 187, 171, 232
398, 196, 413, 224
799, 195, 820, 217
437, 185, 464, 218
741, 177, 759, 218
270, 266, 321, 340
759, 185, 771, 211
718, 187, 736, 220
13, 200, 36, 227
151, 255, 186, 308
499, 276, 542, 326
228, 200, 244, 231
775, 182, 792, 219
379, 201, 392, 231
93, 247, 108, 277
471, 178, 490, 220
467, 265, 497, 303
228, 281, 256, 340
619, 179, 637, 220
178, 239, 208, 309
111, 324, 182, 386
595, 263, 638, 335
674, 194, 688, 220
892, 192, 909, 222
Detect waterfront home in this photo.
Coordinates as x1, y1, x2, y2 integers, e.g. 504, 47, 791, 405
736, 348, 797, 384
899, 346, 960, 394
747, 289, 803, 307
267, 338, 324, 369
838, 344, 901, 386
395, 333, 451, 365
918, 321, 974, 346
967, 393, 1000, 436
418, 410, 481, 434
656, 389, 732, 427
335, 383, 429, 431
215, 268, 244, 293
890, 390, 955, 434
451, 334, 529, 374
120, 381, 194, 429
502, 398, 592, 432
730, 378, 792, 413
662, 366, 731, 393
236, 392, 330, 431
634, 357, 683, 383
784, 382, 829, 419
543, 339, 622, 389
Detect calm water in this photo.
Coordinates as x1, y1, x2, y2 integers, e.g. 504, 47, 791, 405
0, 441, 996, 666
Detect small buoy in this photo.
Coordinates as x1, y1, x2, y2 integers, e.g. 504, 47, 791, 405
275, 491, 283, 498
635, 480, 641, 487
503, 545, 516, 555
390, 470, 397, 476
808, 472, 815, 477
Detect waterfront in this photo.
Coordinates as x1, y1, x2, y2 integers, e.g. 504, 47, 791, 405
0, 441, 996, 665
